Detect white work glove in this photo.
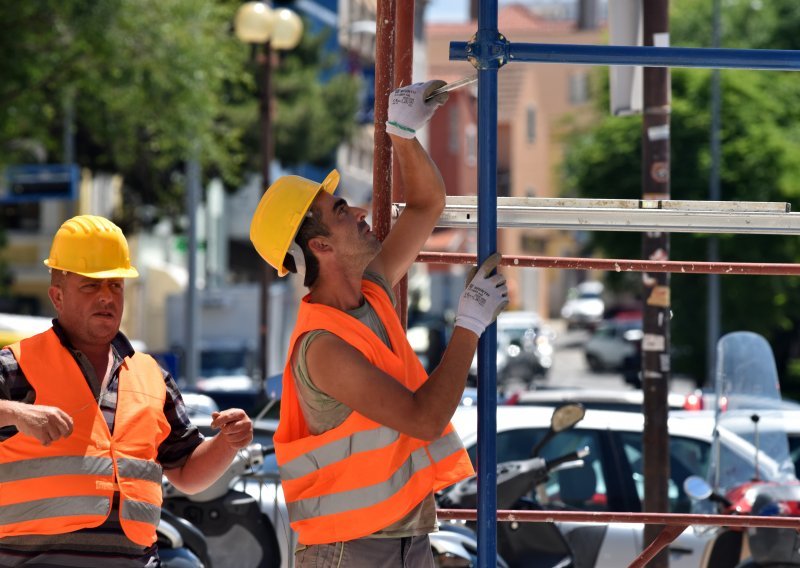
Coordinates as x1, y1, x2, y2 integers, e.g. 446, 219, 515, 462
455, 253, 509, 337
386, 80, 448, 139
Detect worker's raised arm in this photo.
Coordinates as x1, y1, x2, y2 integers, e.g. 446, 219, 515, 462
368, 81, 448, 287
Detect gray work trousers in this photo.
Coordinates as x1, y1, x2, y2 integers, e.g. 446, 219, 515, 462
294, 535, 435, 568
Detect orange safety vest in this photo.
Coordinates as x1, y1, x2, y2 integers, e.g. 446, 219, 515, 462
274, 280, 475, 545
1, 329, 171, 546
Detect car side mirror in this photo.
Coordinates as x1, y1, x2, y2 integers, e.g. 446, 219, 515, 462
683, 475, 712, 500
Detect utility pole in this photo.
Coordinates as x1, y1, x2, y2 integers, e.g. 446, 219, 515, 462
641, 0, 671, 566
258, 39, 274, 387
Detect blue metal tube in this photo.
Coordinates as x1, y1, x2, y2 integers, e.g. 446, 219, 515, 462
475, 3, 499, 567
449, 42, 800, 71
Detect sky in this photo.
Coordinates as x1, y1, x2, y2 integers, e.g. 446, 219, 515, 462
426, 0, 470, 24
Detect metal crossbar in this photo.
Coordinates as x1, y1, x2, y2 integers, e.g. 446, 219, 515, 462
450, 42, 800, 71
394, 196, 800, 235
416, 252, 800, 276
437, 508, 800, 568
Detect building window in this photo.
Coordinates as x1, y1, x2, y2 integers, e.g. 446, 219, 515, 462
569, 71, 590, 105
464, 124, 477, 167
448, 107, 460, 154
0, 202, 40, 231
526, 106, 537, 144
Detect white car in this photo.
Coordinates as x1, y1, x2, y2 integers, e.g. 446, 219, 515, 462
172, 401, 800, 568
561, 281, 605, 329
510, 387, 689, 412
450, 405, 793, 568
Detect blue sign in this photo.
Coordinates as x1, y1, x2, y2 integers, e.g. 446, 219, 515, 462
3, 164, 79, 203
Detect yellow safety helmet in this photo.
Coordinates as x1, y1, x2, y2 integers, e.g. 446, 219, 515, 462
44, 215, 139, 279
250, 170, 340, 277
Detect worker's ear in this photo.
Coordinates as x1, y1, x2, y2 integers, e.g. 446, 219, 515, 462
308, 236, 330, 254
48, 284, 63, 313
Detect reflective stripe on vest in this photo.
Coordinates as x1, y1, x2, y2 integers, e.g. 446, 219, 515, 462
117, 458, 163, 484
3, 330, 170, 546
285, 430, 464, 522
279, 426, 400, 480
0, 456, 114, 482
0, 496, 110, 526
120, 499, 161, 527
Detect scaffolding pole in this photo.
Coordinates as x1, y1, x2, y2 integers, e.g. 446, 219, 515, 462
446, 3, 800, 565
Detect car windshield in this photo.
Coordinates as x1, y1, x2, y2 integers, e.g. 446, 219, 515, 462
200, 348, 249, 377
578, 291, 601, 300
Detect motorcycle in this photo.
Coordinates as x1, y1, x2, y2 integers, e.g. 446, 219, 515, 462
683, 331, 800, 568
438, 402, 599, 568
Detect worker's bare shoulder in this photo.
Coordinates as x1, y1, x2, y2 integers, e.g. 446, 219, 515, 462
305, 333, 368, 381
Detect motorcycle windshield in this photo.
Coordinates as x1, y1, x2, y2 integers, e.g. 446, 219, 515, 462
710, 332, 796, 492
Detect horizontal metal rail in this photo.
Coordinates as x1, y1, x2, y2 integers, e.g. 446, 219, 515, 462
417, 252, 800, 276
438, 508, 800, 568
450, 42, 800, 71
394, 196, 800, 235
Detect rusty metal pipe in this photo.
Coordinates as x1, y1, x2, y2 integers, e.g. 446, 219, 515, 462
417, 252, 800, 276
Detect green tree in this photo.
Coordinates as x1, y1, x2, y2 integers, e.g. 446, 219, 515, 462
563, 1, 800, 384
0, 0, 359, 224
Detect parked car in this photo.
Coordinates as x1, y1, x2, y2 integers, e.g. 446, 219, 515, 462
469, 311, 554, 388
450, 405, 795, 568
560, 281, 605, 330
584, 316, 643, 374
0, 312, 52, 346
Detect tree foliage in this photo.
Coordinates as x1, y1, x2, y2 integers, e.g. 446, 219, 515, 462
0, 0, 360, 224
563, 0, 800, 382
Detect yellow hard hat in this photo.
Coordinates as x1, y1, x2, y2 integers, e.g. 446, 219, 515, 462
44, 215, 139, 279
250, 170, 340, 277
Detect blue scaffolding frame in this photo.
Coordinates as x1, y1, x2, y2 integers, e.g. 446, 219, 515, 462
449, 2, 800, 566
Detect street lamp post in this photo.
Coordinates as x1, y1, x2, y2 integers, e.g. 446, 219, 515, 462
234, 2, 303, 387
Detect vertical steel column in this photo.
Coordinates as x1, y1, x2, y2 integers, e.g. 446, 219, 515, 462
706, 0, 722, 382
641, 1, 671, 566
373, 0, 396, 243
392, 0, 414, 327
475, 1, 500, 566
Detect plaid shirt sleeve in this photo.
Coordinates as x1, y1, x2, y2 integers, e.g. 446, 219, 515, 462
0, 347, 35, 402
157, 368, 205, 470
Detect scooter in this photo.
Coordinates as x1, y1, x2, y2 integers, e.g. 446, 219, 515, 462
163, 443, 282, 568
684, 331, 800, 568
158, 508, 213, 567
438, 403, 597, 568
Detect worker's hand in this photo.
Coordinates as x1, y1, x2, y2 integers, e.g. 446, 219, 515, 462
455, 253, 509, 337
211, 409, 253, 450
14, 403, 74, 446
386, 80, 448, 139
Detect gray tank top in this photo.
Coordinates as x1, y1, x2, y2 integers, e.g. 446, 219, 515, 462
292, 272, 437, 539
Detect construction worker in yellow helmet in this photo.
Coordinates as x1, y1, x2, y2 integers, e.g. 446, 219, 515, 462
0, 214, 253, 566
250, 81, 509, 567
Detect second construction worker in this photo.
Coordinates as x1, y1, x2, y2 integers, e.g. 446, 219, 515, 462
250, 81, 509, 567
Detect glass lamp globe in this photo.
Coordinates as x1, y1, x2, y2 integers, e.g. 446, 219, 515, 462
271, 8, 303, 50
234, 2, 275, 44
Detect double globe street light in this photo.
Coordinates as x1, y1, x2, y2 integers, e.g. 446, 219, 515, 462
234, 2, 303, 385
